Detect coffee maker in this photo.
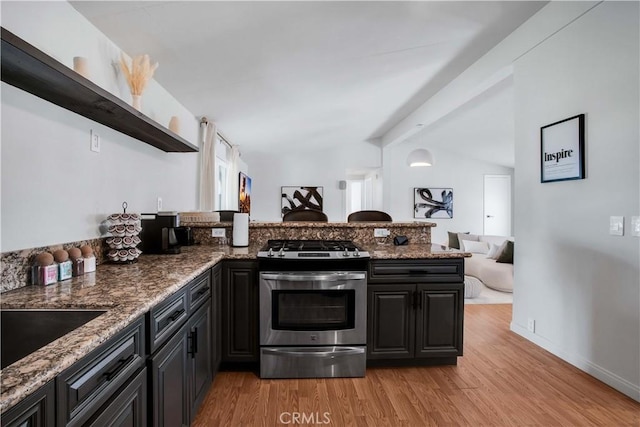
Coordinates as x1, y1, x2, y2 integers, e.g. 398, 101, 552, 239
140, 212, 181, 254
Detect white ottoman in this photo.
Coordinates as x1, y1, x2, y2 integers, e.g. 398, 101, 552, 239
464, 275, 483, 299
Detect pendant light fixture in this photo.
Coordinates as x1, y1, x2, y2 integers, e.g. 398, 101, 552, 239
407, 148, 434, 167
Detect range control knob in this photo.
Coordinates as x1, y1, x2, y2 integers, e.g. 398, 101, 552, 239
268, 248, 274, 257
343, 249, 350, 257
278, 248, 285, 257
354, 248, 360, 257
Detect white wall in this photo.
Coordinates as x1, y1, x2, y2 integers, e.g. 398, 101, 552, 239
1, 2, 200, 251
512, 2, 639, 400
382, 139, 514, 244
243, 142, 381, 222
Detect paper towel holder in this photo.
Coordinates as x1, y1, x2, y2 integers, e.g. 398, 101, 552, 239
232, 212, 250, 247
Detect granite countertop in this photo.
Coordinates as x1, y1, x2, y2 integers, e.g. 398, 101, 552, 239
0, 244, 257, 413
366, 243, 471, 259
181, 220, 437, 228
0, 241, 467, 412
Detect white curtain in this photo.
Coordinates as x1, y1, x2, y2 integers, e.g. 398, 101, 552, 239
198, 121, 217, 211
227, 146, 241, 210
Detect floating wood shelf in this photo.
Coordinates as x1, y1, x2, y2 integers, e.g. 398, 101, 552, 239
0, 27, 198, 153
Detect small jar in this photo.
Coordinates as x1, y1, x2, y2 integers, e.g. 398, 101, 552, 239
68, 248, 85, 277
31, 252, 58, 286
81, 245, 96, 273
53, 249, 72, 281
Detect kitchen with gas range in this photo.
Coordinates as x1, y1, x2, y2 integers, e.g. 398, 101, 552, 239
0, 5, 476, 424
5, 1, 637, 426
1, 210, 469, 425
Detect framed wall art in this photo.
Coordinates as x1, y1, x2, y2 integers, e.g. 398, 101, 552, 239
540, 114, 585, 183
281, 186, 323, 216
414, 187, 453, 219
239, 172, 252, 214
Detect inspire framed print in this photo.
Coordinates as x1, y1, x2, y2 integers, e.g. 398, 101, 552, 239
540, 114, 585, 183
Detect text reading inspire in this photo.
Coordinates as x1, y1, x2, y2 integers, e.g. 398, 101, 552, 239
544, 148, 573, 163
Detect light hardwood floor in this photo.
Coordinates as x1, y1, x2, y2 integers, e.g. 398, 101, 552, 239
193, 304, 640, 426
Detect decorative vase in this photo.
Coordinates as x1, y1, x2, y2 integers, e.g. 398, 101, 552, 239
73, 56, 90, 79
131, 94, 142, 111
169, 116, 180, 134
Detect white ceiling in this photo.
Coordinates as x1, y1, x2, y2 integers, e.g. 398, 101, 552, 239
70, 1, 546, 163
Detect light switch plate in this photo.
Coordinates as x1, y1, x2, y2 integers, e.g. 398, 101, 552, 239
609, 216, 624, 236
631, 216, 640, 237
90, 130, 100, 152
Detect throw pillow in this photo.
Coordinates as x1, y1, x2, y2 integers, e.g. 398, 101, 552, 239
496, 240, 514, 264
486, 243, 502, 259
461, 240, 489, 254
458, 233, 479, 247
447, 231, 469, 249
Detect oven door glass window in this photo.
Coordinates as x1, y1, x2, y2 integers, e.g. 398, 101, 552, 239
272, 290, 355, 330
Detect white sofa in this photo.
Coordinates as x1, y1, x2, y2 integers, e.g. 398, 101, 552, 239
459, 235, 514, 293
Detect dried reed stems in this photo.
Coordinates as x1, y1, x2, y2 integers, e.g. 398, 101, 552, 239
119, 54, 158, 96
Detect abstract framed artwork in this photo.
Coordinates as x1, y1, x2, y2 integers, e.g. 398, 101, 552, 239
540, 114, 585, 183
414, 187, 453, 219
281, 186, 323, 216
239, 172, 252, 214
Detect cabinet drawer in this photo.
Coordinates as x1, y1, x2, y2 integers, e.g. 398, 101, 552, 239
368, 259, 464, 283
189, 271, 211, 312
57, 317, 145, 426
147, 287, 189, 353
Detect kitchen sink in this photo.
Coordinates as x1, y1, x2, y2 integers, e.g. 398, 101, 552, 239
1, 309, 107, 369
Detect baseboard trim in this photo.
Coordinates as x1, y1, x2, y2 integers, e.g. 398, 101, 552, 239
510, 322, 640, 402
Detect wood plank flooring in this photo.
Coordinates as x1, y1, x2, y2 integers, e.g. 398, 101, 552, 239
193, 304, 640, 426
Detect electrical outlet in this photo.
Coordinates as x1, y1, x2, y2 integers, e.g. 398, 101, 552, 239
609, 216, 624, 236
527, 318, 535, 333
374, 228, 390, 237
631, 216, 640, 237
90, 130, 100, 152
211, 228, 226, 237
157, 197, 163, 211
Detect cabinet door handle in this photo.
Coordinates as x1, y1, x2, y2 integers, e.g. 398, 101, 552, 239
195, 287, 210, 298
188, 328, 199, 358
103, 354, 135, 381
168, 308, 185, 322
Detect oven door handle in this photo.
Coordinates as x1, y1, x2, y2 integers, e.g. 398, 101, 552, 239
262, 347, 365, 358
260, 272, 366, 281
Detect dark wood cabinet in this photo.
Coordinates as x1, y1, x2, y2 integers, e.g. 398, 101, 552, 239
367, 260, 464, 365
149, 319, 189, 427
367, 285, 415, 359
1, 380, 55, 427
148, 269, 214, 427
415, 286, 463, 358
222, 261, 259, 363
57, 317, 145, 426
86, 367, 147, 427
211, 264, 223, 375
188, 301, 212, 421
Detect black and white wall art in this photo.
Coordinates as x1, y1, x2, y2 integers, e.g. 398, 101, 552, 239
414, 188, 453, 219
540, 113, 585, 183
281, 186, 324, 216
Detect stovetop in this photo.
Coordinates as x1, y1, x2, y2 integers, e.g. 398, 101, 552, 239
257, 240, 370, 260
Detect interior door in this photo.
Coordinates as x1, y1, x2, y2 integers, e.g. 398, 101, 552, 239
483, 175, 512, 236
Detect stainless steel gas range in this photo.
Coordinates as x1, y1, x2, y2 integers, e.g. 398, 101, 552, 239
257, 240, 370, 379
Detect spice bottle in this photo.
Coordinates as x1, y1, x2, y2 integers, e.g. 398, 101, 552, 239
31, 252, 58, 286
81, 245, 96, 273
53, 249, 72, 281
68, 247, 84, 277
